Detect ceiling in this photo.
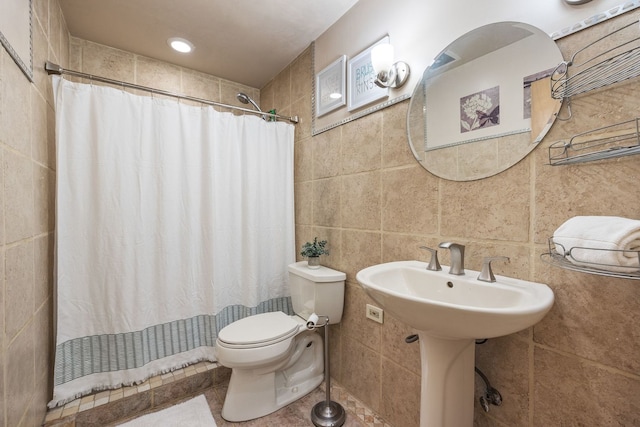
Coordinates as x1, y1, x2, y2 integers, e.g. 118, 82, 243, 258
59, 0, 360, 89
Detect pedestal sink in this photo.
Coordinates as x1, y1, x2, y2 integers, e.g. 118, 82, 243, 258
356, 260, 554, 427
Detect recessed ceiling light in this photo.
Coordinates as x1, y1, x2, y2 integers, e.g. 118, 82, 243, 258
168, 37, 194, 53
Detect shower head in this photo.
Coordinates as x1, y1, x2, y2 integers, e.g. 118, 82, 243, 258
236, 93, 263, 113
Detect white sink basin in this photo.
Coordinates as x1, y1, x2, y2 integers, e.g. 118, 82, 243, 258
357, 260, 555, 426
356, 260, 554, 339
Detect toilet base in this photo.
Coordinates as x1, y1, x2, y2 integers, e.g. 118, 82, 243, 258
220, 331, 324, 422
221, 369, 323, 422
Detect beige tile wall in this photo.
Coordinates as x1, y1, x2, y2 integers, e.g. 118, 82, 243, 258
68, 39, 260, 110
0, 0, 67, 425
265, 10, 640, 427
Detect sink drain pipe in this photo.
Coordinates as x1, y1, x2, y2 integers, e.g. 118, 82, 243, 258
474, 366, 503, 412
405, 335, 503, 412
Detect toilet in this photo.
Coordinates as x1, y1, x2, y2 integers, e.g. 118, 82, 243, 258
215, 261, 346, 422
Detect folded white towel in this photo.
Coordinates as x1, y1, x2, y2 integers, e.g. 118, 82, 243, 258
553, 216, 640, 273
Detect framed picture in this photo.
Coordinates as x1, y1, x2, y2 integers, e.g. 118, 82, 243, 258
347, 36, 389, 111
459, 86, 500, 133
0, 0, 33, 81
315, 55, 347, 117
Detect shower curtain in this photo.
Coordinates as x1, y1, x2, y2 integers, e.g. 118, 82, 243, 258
50, 76, 295, 407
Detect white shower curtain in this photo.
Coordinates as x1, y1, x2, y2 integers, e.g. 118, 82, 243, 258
50, 76, 295, 407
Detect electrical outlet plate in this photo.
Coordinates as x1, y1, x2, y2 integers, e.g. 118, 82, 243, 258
366, 304, 384, 324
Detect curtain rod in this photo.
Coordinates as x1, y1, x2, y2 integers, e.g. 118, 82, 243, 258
44, 61, 299, 124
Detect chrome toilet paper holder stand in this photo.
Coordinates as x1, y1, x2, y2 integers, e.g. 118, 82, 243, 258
306, 314, 346, 427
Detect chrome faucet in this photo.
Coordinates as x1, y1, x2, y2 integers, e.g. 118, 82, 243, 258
477, 256, 510, 282
438, 242, 465, 275
419, 246, 441, 271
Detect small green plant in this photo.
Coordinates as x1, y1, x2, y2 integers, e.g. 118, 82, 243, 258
300, 237, 329, 257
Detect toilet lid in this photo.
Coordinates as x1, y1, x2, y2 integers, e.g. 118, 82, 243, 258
217, 311, 300, 346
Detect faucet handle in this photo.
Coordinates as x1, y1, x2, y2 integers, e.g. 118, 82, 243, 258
419, 246, 442, 271
478, 256, 510, 283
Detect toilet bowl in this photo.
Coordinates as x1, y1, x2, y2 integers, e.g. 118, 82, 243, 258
215, 261, 345, 422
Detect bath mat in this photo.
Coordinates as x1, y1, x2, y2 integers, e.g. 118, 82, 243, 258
117, 395, 217, 427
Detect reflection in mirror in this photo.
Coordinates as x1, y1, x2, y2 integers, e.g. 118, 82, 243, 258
407, 22, 563, 181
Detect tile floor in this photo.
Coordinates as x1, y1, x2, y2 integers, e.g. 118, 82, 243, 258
204, 381, 392, 427
43, 361, 393, 427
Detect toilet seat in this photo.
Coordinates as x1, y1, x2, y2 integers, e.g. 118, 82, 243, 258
217, 311, 301, 349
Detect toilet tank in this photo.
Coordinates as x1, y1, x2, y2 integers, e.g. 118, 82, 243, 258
288, 261, 346, 324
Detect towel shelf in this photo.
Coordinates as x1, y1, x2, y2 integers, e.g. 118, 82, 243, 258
541, 238, 640, 280
548, 117, 640, 165
551, 19, 640, 101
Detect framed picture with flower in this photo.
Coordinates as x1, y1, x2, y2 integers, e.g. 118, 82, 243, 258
459, 86, 500, 133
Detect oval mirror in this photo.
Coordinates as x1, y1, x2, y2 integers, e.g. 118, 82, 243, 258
407, 22, 563, 181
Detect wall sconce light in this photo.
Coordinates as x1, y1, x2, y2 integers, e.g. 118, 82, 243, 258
371, 43, 410, 88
